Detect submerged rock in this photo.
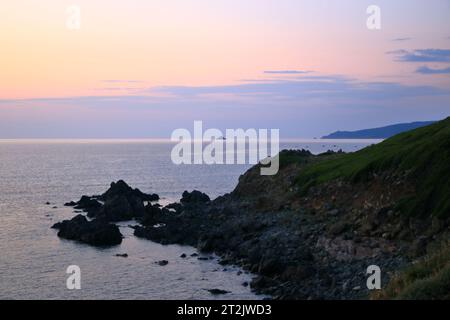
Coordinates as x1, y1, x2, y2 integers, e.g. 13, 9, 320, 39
156, 260, 169, 266
115, 253, 128, 258
207, 289, 229, 295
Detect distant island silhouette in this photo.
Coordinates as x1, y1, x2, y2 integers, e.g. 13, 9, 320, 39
322, 121, 435, 139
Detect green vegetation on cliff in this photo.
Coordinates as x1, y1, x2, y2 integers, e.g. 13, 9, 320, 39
292, 117, 450, 218
276, 118, 450, 300
374, 243, 450, 300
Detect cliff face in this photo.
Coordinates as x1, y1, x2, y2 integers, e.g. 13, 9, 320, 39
225, 117, 450, 299
237, 117, 450, 240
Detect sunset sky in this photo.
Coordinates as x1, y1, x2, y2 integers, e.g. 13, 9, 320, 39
1, 0, 450, 138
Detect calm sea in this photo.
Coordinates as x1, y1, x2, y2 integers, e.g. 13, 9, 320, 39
0, 139, 379, 299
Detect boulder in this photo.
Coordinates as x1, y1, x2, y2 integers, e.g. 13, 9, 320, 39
63, 181, 160, 222
75, 196, 102, 210
101, 180, 159, 202
207, 289, 229, 295
181, 190, 210, 204
103, 194, 135, 221
133, 188, 160, 202
98, 181, 156, 221
140, 203, 162, 226
115, 253, 128, 258
52, 214, 122, 246
73, 196, 103, 217
156, 260, 169, 266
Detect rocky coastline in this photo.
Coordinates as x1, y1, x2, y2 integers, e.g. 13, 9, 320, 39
50, 163, 420, 299
51, 118, 450, 300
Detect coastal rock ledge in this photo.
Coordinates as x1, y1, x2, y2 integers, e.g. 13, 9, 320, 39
52, 214, 122, 246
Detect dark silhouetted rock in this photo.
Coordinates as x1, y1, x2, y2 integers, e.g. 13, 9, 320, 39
258, 258, 285, 276
73, 196, 103, 217
250, 276, 276, 290
75, 196, 102, 210
181, 190, 210, 204
197, 257, 209, 261
156, 260, 169, 266
52, 214, 122, 246
101, 180, 159, 202
93, 180, 158, 221
207, 289, 229, 295
115, 253, 128, 258
63, 181, 160, 223
103, 195, 134, 221
140, 203, 163, 226
133, 188, 160, 202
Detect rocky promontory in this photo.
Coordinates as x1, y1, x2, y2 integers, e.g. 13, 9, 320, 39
53, 118, 450, 299
54, 180, 160, 246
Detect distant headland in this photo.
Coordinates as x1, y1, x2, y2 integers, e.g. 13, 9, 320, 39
322, 121, 435, 139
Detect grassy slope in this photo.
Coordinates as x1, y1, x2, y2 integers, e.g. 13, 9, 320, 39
279, 117, 450, 299
293, 117, 450, 218
374, 242, 450, 300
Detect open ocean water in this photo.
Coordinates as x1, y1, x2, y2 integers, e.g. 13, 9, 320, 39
0, 139, 380, 299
